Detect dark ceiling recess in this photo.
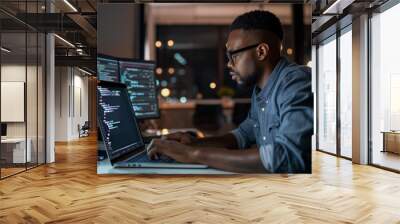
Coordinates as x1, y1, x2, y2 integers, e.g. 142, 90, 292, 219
311, 0, 389, 44
0, 0, 97, 74
102, 0, 308, 2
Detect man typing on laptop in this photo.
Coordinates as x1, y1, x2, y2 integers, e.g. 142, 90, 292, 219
147, 10, 313, 173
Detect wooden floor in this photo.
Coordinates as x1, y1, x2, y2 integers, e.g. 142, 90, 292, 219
1, 167, 26, 178
1, 135, 400, 223
372, 150, 400, 171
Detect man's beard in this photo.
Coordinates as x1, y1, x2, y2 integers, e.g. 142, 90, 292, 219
240, 69, 263, 88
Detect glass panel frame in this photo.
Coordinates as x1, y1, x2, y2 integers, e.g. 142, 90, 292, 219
0, 0, 47, 179
317, 35, 337, 155
369, 1, 400, 172
339, 25, 353, 159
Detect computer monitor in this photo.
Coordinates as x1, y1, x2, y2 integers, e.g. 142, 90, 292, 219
1, 123, 7, 137
97, 81, 145, 162
119, 59, 159, 119
97, 54, 120, 83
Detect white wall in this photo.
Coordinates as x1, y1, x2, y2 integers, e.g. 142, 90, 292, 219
1, 63, 46, 163
1, 65, 33, 138
55, 66, 69, 141
54, 67, 89, 141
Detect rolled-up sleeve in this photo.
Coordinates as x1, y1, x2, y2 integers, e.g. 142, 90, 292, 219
259, 68, 313, 173
231, 113, 257, 149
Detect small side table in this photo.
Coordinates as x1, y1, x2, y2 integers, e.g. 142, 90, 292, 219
381, 131, 400, 154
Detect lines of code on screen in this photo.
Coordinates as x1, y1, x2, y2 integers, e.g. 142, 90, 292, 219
120, 61, 158, 119
97, 86, 142, 159
97, 57, 120, 82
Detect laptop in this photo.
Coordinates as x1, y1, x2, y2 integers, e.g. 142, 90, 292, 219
97, 81, 207, 169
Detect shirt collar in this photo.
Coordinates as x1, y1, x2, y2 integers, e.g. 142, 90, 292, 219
254, 57, 289, 102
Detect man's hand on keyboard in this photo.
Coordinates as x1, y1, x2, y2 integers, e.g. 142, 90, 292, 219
164, 132, 196, 145
147, 139, 198, 164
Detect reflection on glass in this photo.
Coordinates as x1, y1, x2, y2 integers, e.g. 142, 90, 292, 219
27, 31, 38, 169
0, 1, 46, 179
339, 29, 352, 158
318, 37, 337, 154
38, 33, 46, 165
371, 3, 400, 171
1, 32, 27, 177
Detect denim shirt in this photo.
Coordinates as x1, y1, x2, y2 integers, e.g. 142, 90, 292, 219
231, 57, 313, 173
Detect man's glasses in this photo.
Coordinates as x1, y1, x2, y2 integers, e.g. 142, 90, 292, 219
226, 43, 261, 65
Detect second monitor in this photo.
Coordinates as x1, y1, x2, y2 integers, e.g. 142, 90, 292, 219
119, 59, 159, 119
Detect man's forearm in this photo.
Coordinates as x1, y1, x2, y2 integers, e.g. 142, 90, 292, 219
191, 133, 239, 149
190, 147, 266, 173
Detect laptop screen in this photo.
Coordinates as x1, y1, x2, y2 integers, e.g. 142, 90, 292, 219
97, 82, 144, 161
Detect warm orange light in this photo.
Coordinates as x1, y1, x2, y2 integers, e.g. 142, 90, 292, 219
209, 82, 216, 89
161, 88, 171, 97
168, 67, 175, 75
155, 67, 163, 75
155, 41, 162, 48
167, 40, 174, 47
161, 128, 169, 135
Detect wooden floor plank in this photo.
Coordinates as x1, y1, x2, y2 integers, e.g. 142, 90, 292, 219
0, 135, 400, 223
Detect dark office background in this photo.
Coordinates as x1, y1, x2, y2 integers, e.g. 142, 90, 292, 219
155, 23, 311, 101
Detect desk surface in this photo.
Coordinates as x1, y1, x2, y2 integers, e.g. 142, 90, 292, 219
381, 131, 400, 134
98, 128, 233, 174
97, 158, 233, 175
1, 138, 28, 143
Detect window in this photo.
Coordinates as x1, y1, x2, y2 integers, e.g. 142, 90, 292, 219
339, 28, 352, 158
317, 36, 337, 154
370, 2, 400, 171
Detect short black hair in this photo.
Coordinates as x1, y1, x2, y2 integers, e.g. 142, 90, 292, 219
230, 10, 283, 41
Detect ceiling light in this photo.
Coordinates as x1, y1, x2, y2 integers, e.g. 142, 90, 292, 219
54, 34, 75, 48
1, 47, 11, 53
63, 0, 78, 12
322, 0, 353, 15
78, 67, 92, 76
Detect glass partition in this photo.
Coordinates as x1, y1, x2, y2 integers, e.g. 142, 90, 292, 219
339, 28, 352, 158
317, 36, 337, 155
370, 2, 400, 171
1, 31, 28, 177
0, 1, 46, 179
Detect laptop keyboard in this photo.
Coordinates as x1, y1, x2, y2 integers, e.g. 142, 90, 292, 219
126, 152, 176, 163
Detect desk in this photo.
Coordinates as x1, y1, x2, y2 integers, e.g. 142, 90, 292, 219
142, 128, 201, 138
381, 131, 400, 154
98, 128, 233, 174
97, 159, 232, 175
1, 138, 31, 163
